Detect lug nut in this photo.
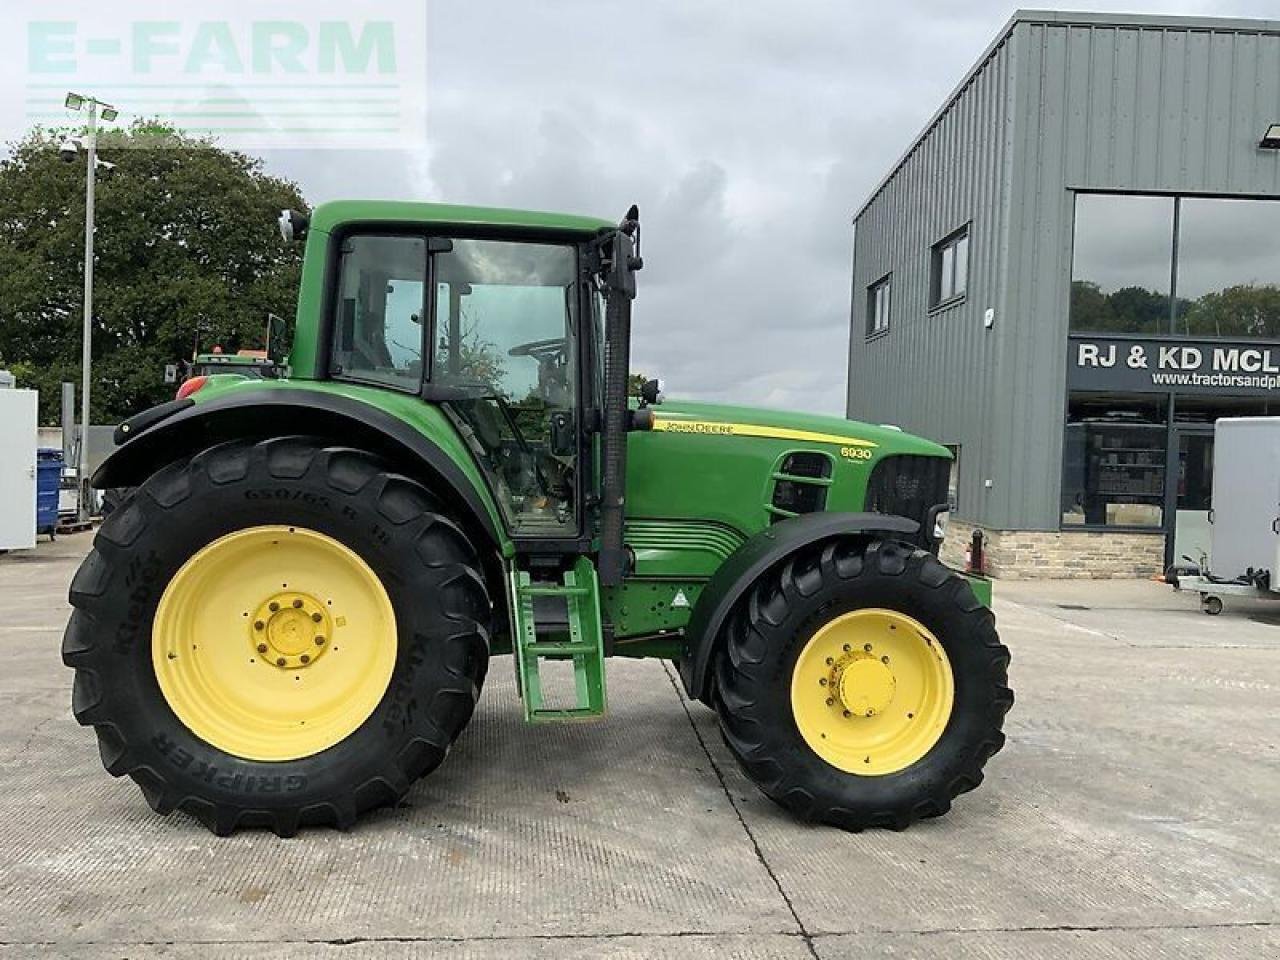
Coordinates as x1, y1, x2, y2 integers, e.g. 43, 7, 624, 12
881, 655, 890, 664
312, 612, 323, 623
276, 657, 286, 667
253, 620, 265, 631
842, 644, 851, 652
825, 698, 834, 706
256, 643, 268, 654
818, 677, 827, 686
269, 602, 280, 612
863, 643, 873, 652
866, 709, 875, 717
842, 709, 851, 718
300, 654, 310, 664
292, 598, 303, 609
314, 635, 325, 646
825, 657, 833, 665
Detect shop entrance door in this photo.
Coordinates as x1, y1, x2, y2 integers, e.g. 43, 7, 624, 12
1171, 426, 1214, 568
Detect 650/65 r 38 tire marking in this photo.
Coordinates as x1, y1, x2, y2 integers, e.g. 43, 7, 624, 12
61, 436, 492, 837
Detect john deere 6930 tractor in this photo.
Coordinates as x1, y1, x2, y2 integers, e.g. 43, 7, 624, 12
63, 201, 1012, 836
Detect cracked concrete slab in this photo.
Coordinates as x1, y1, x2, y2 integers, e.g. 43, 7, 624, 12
688, 584, 1280, 940
1, 536, 1277, 958
814, 923, 1280, 959
0, 933, 817, 959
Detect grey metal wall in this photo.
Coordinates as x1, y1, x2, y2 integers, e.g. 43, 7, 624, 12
848, 10, 1280, 530
847, 27, 1016, 527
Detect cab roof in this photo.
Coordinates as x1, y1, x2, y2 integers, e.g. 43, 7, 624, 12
308, 200, 615, 236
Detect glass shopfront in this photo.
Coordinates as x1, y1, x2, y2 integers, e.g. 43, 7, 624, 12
1071, 193, 1280, 338
1064, 192, 1280, 568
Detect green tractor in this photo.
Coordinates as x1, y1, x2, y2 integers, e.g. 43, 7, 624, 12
63, 201, 1012, 836
185, 349, 278, 382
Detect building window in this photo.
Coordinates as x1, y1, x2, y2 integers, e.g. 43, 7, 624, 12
867, 274, 891, 337
1175, 198, 1280, 339
1070, 193, 1280, 338
1061, 394, 1167, 529
1070, 194, 1173, 335
931, 227, 969, 307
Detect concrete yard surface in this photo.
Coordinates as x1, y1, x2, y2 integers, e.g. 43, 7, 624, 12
0, 536, 1276, 959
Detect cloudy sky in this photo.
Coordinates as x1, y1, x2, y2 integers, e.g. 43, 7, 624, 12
8, 1, 1278, 414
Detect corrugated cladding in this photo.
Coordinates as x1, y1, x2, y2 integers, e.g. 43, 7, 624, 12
848, 29, 1016, 526
848, 10, 1280, 530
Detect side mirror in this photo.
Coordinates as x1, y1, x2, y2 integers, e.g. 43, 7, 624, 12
267, 313, 290, 365
639, 378, 664, 406
549, 411, 576, 456
278, 209, 310, 243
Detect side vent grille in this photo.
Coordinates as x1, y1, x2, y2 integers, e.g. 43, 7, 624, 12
768, 452, 833, 523
780, 452, 832, 479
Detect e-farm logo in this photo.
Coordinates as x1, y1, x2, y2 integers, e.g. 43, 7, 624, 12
19, 2, 426, 149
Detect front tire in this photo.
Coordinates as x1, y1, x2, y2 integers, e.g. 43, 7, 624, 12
714, 539, 1012, 830
62, 437, 491, 836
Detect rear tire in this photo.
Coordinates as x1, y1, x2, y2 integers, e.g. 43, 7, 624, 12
714, 538, 1012, 830
62, 437, 492, 836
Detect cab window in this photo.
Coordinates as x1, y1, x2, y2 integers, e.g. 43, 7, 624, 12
330, 235, 426, 390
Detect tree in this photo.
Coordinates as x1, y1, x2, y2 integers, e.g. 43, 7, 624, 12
0, 121, 307, 424
1181, 284, 1280, 339
1068, 281, 1115, 331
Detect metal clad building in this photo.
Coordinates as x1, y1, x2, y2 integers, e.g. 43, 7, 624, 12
848, 10, 1280, 577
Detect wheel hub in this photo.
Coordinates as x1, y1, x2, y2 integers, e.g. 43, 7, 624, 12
251, 591, 331, 669
835, 655, 896, 717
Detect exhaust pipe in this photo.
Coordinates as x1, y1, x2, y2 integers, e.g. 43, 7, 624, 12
597, 206, 642, 587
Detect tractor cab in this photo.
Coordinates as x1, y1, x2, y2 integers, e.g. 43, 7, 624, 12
326, 231, 588, 537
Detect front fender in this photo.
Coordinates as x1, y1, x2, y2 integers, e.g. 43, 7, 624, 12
95, 387, 505, 550
678, 511, 920, 703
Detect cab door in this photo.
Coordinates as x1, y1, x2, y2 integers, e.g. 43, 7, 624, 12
429, 237, 584, 540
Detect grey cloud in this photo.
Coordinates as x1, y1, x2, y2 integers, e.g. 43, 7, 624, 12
259, 0, 1257, 414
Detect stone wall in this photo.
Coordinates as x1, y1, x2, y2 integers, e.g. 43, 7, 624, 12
941, 520, 1165, 580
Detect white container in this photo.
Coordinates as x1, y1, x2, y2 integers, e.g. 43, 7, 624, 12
0, 389, 38, 550
1210, 417, 1280, 587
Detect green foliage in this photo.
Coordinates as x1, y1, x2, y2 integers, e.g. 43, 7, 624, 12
1181, 284, 1280, 339
1069, 280, 1280, 339
0, 121, 307, 423
1069, 281, 1173, 334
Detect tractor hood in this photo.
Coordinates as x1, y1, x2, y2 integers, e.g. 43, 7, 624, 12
624, 398, 953, 548
645, 400, 951, 459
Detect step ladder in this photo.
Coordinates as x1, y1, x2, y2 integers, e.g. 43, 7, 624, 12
509, 557, 607, 722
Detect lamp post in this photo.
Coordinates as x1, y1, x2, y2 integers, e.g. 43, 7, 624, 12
63, 93, 119, 522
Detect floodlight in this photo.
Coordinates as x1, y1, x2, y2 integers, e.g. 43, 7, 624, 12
100, 106, 119, 122
1260, 123, 1280, 149
65, 92, 85, 111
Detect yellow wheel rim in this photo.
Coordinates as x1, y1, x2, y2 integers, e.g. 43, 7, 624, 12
790, 608, 954, 775
152, 525, 397, 762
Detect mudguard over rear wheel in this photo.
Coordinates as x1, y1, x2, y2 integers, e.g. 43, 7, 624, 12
714, 538, 1012, 830
62, 437, 491, 836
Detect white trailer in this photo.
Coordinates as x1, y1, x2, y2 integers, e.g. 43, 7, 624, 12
1173, 416, 1280, 614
